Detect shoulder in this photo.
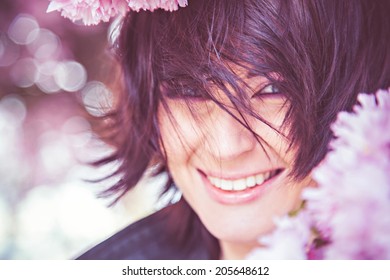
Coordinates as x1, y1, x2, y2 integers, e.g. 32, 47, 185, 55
76, 203, 211, 260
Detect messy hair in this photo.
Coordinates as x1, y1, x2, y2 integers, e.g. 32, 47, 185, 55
97, 0, 390, 258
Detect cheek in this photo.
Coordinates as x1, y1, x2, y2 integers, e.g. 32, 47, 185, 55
249, 107, 293, 161
157, 104, 201, 164
157, 107, 201, 211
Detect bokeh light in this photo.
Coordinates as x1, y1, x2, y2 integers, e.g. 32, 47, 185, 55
7, 14, 39, 45
61, 116, 92, 148
14, 183, 123, 259
10, 57, 39, 88
0, 95, 27, 126
36, 60, 61, 93
81, 81, 113, 117
0, 34, 20, 67
0, 2, 162, 260
54, 60, 87, 92
0, 196, 11, 257
27, 28, 60, 60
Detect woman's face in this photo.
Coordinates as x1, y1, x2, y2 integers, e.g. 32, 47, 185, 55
158, 70, 310, 258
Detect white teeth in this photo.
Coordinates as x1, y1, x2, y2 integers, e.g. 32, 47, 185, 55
246, 176, 256, 187
208, 170, 278, 191
220, 179, 233, 190
255, 174, 265, 185
233, 179, 247, 191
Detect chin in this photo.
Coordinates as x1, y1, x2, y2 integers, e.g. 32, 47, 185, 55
196, 207, 276, 244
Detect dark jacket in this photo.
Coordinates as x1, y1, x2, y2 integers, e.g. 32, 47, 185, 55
76, 203, 213, 260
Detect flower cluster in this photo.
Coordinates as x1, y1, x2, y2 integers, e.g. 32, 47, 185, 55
249, 88, 390, 259
47, 0, 188, 25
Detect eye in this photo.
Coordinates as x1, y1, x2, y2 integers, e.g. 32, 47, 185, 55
181, 87, 204, 99
259, 84, 280, 94
252, 84, 281, 99
164, 83, 207, 100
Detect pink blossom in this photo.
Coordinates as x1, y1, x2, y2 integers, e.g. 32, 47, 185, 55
127, 0, 188, 12
247, 213, 311, 260
303, 89, 390, 259
47, 0, 187, 25
249, 88, 390, 260
47, 0, 129, 25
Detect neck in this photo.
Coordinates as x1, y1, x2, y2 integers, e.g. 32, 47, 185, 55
219, 240, 261, 260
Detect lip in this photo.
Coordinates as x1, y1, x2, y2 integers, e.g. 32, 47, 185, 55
198, 168, 284, 204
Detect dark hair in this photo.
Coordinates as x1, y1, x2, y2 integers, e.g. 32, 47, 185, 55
97, 0, 390, 258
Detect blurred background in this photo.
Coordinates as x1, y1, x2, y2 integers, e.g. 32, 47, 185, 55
0, 0, 165, 259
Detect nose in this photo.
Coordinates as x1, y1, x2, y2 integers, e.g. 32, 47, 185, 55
204, 107, 256, 160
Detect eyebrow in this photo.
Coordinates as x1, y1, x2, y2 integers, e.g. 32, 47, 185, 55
244, 73, 270, 89
246, 71, 258, 79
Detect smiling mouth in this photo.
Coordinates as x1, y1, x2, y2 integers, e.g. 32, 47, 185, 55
205, 168, 284, 191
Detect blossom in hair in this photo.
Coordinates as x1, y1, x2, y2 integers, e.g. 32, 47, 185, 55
249, 88, 390, 259
127, 0, 188, 12
47, 0, 128, 25
47, 0, 188, 25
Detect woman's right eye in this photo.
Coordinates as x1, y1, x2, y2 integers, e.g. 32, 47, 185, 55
181, 87, 204, 98
165, 85, 206, 100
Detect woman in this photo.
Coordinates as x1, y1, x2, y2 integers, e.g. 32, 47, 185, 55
74, 0, 390, 259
